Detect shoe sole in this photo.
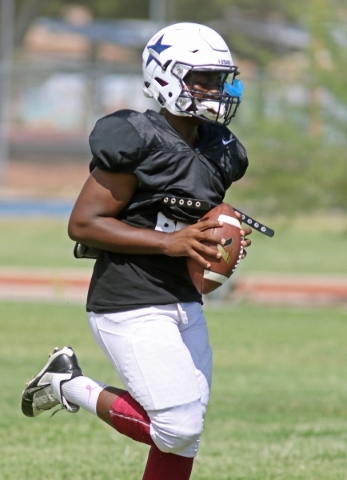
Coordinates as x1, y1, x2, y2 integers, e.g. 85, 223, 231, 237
21, 346, 80, 417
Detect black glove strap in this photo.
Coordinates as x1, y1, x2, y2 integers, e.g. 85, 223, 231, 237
234, 209, 275, 237
161, 196, 274, 237
161, 195, 211, 211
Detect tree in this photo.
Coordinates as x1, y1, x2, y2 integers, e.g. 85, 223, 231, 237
228, 0, 347, 214
15, 0, 46, 45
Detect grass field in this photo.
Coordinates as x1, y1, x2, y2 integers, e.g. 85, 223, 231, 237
0, 214, 346, 273
2, 301, 347, 479
1, 214, 346, 478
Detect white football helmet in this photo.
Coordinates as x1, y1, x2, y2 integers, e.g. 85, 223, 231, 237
142, 22, 244, 125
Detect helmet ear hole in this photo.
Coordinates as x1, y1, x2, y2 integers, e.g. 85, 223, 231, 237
155, 77, 168, 87
168, 92, 173, 97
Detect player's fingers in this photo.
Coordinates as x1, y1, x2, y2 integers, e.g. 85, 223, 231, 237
194, 241, 222, 261
241, 237, 251, 247
188, 246, 220, 268
196, 219, 223, 232
189, 253, 212, 269
240, 226, 252, 237
198, 231, 225, 246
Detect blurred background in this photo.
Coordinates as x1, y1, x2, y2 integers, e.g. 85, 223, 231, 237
0, 0, 346, 304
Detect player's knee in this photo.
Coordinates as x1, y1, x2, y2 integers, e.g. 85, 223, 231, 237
148, 400, 203, 455
162, 410, 202, 452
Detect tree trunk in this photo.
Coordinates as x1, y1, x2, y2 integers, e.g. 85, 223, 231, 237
15, 0, 47, 46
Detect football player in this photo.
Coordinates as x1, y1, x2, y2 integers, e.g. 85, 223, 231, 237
22, 22, 252, 479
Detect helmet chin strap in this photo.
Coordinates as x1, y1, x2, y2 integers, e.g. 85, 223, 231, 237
194, 99, 225, 122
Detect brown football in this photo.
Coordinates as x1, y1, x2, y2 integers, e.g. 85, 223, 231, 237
187, 203, 243, 294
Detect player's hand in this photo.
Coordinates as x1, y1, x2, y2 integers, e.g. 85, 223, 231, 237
163, 219, 224, 268
235, 211, 252, 259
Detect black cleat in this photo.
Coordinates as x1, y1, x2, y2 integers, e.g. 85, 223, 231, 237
21, 346, 83, 417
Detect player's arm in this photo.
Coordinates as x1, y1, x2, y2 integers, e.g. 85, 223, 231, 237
68, 167, 224, 268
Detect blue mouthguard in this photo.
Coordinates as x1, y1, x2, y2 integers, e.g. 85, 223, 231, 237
223, 79, 244, 100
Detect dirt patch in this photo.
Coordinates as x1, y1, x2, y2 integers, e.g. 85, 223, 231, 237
1, 267, 347, 305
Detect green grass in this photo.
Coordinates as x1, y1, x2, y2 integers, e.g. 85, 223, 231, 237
0, 219, 88, 269
239, 214, 347, 274
2, 301, 347, 479
1, 215, 347, 273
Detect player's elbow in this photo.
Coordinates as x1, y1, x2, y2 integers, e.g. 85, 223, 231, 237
67, 216, 89, 242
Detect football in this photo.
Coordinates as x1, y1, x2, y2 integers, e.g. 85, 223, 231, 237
187, 203, 243, 294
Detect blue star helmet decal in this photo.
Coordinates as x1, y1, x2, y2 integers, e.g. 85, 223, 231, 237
146, 35, 171, 67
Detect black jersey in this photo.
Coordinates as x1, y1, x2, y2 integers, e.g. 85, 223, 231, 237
86, 109, 248, 313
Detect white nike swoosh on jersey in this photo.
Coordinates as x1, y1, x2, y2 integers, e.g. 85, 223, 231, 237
222, 137, 235, 145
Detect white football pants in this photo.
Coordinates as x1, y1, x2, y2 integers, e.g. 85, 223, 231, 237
88, 302, 212, 457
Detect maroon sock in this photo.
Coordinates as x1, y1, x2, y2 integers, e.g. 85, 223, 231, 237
142, 446, 194, 480
109, 392, 154, 446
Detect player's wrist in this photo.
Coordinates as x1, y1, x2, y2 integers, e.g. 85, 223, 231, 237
158, 231, 174, 257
